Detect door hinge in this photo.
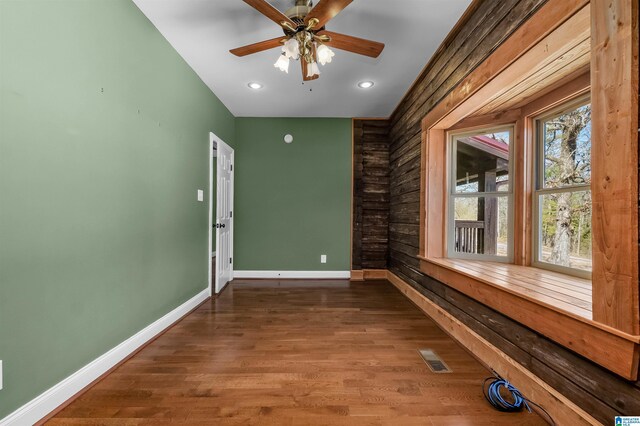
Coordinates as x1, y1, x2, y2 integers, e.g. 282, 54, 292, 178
230, 164, 233, 171
229, 257, 232, 264
230, 211, 232, 218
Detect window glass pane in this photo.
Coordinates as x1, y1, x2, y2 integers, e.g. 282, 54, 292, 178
542, 104, 591, 189
538, 190, 592, 272
455, 130, 510, 193
453, 196, 509, 257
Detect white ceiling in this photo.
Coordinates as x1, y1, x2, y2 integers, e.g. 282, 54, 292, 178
132, 0, 471, 117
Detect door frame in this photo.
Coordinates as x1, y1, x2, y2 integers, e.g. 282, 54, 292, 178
208, 132, 234, 296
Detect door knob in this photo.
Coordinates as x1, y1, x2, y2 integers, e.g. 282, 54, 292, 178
220, 224, 226, 228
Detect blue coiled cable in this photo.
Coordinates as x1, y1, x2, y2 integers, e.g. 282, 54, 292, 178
483, 370, 555, 425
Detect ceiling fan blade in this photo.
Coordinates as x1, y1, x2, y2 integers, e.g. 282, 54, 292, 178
230, 37, 284, 57
243, 0, 296, 27
301, 61, 319, 81
317, 30, 384, 58
305, 0, 353, 29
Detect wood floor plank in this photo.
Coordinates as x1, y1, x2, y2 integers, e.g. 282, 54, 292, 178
49, 280, 546, 425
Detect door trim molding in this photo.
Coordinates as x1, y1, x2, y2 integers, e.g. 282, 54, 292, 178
208, 133, 215, 297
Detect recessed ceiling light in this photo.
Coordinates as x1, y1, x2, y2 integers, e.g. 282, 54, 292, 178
357, 81, 374, 89
247, 82, 263, 90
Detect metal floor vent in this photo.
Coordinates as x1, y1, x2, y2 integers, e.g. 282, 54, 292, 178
419, 349, 452, 373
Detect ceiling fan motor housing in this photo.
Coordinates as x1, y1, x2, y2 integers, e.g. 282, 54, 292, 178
285, 0, 313, 25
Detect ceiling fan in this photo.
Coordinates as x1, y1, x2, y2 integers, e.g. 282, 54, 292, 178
230, 0, 385, 81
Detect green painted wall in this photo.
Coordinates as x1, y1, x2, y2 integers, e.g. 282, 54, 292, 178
234, 118, 352, 271
0, 0, 234, 419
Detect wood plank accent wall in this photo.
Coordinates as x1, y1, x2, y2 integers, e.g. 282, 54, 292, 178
385, 0, 640, 423
352, 119, 390, 270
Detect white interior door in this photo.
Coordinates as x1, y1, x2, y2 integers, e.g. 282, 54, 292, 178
215, 138, 234, 293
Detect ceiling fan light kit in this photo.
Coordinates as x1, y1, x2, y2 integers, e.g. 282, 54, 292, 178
231, 0, 385, 82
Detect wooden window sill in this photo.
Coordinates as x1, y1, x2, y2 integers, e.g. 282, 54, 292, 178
428, 258, 592, 319
418, 256, 640, 379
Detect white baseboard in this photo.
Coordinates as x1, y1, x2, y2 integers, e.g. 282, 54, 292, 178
233, 270, 351, 279
0, 288, 209, 426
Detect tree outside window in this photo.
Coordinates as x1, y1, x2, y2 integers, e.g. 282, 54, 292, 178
535, 101, 592, 276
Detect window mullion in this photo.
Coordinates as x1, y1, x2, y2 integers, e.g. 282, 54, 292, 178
535, 184, 590, 195
452, 192, 511, 198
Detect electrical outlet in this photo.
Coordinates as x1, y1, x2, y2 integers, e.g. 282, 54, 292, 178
197, 189, 204, 202
320, 255, 327, 264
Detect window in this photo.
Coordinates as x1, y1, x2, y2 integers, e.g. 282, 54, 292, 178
448, 127, 514, 261
417, 0, 639, 377
534, 99, 592, 278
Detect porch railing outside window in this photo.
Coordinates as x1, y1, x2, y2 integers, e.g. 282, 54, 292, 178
448, 126, 514, 261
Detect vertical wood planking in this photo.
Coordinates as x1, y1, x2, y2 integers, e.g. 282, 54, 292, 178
590, 0, 640, 334
352, 120, 364, 270
352, 119, 390, 270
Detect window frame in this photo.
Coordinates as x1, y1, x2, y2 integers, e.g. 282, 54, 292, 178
532, 96, 592, 279
447, 125, 515, 262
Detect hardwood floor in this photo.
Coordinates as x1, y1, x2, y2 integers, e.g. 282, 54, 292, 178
48, 280, 546, 425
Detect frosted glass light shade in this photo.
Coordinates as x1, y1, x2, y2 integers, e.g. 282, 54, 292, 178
282, 38, 300, 60
316, 44, 335, 66
274, 55, 290, 73
306, 61, 320, 77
